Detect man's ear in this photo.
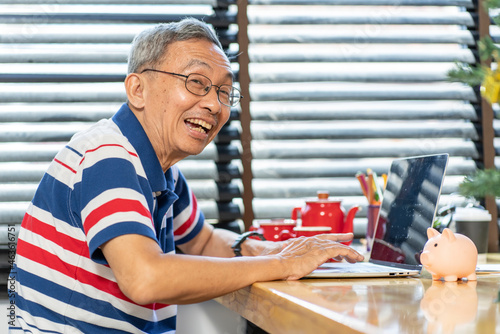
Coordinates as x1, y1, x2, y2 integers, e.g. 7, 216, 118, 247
124, 73, 145, 110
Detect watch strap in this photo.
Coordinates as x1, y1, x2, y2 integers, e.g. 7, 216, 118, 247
231, 231, 266, 257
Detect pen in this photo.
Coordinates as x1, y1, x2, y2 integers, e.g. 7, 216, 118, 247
372, 170, 383, 203
367, 169, 375, 204
382, 173, 387, 189
356, 171, 369, 199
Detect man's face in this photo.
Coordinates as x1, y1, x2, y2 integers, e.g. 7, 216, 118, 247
139, 38, 233, 165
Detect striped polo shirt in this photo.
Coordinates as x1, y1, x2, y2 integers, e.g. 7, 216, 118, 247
9, 103, 204, 333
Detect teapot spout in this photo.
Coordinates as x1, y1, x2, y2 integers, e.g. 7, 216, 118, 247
343, 205, 361, 235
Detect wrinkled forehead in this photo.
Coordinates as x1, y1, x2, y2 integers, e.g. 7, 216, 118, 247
163, 39, 233, 77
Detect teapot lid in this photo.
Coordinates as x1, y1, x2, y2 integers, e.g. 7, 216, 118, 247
317, 190, 329, 200
305, 191, 341, 203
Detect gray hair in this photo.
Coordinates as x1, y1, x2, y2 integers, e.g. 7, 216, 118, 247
127, 18, 224, 74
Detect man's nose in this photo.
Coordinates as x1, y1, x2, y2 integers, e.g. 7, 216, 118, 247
201, 87, 222, 114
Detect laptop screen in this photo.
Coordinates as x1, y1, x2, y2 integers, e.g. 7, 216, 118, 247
369, 154, 449, 269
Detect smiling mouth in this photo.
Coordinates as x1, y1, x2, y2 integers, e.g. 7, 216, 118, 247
185, 118, 213, 134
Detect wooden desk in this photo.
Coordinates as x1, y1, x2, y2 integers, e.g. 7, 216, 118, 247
216, 264, 500, 333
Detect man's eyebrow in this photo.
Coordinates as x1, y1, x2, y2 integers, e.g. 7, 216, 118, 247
183, 59, 234, 80
183, 59, 211, 71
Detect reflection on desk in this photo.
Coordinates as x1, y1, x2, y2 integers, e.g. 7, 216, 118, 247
420, 281, 477, 334
217, 275, 500, 334
302, 278, 425, 332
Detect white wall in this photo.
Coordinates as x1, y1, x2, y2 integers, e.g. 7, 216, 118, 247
177, 300, 246, 334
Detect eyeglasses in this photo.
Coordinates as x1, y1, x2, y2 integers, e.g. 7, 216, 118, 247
141, 69, 243, 107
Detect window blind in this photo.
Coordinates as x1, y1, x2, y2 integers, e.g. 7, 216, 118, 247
0, 0, 242, 287
246, 0, 481, 236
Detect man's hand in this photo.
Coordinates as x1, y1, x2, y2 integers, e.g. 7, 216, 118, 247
249, 232, 358, 256
102, 230, 364, 305
180, 225, 363, 281
272, 233, 364, 280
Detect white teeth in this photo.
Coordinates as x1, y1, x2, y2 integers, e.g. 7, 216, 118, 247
191, 126, 206, 134
186, 118, 213, 132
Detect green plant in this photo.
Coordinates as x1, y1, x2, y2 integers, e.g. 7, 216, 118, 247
448, 0, 500, 103
449, 1, 500, 198
459, 168, 500, 198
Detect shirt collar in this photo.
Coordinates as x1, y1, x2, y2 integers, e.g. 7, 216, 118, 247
112, 103, 168, 193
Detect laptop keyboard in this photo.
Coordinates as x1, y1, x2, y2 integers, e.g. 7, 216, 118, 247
317, 262, 405, 273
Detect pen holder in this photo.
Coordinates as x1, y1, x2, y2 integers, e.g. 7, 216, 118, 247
366, 204, 380, 251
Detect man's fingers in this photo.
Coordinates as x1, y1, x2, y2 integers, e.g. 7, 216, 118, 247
314, 232, 354, 242
323, 241, 364, 262
275, 235, 365, 280
282, 234, 363, 258
284, 236, 364, 262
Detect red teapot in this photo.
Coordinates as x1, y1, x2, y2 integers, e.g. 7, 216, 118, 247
291, 191, 360, 245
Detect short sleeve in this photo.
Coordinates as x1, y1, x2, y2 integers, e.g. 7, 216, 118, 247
74, 142, 158, 264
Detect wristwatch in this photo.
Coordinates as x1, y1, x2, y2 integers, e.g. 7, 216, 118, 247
231, 231, 265, 257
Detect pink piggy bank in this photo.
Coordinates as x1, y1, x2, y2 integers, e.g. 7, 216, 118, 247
420, 228, 477, 282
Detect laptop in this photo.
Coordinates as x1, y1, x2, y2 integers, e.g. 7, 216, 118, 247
305, 153, 449, 278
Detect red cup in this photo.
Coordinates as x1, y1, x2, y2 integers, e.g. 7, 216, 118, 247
250, 219, 297, 242
295, 226, 332, 237
280, 226, 332, 240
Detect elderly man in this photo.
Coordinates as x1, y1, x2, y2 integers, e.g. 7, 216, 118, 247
10, 18, 363, 333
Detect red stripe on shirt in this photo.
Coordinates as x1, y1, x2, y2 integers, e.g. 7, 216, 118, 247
79, 144, 138, 166
16, 239, 166, 310
174, 191, 198, 236
22, 213, 89, 258
54, 158, 77, 174
83, 198, 153, 235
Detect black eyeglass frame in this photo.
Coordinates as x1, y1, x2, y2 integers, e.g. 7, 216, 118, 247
140, 68, 243, 107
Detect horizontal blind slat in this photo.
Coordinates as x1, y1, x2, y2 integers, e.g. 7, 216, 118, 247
249, 0, 473, 6
250, 121, 479, 140
251, 140, 479, 159
250, 101, 477, 120
250, 82, 477, 102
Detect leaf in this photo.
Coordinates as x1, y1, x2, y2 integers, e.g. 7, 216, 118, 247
447, 63, 486, 87
459, 169, 500, 198
485, 0, 500, 10
479, 36, 500, 62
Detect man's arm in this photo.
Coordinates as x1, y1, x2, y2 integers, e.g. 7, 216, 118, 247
101, 224, 363, 306
101, 233, 282, 305
177, 222, 281, 258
